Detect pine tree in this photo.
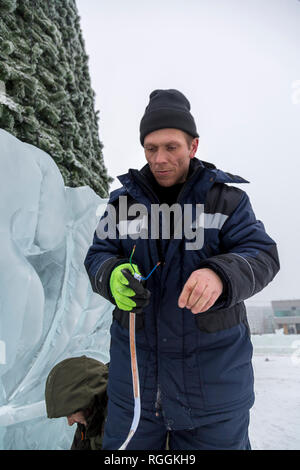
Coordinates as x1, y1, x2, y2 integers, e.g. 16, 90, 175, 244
0, 0, 112, 197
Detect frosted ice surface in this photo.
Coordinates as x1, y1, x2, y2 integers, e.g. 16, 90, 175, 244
0, 129, 113, 449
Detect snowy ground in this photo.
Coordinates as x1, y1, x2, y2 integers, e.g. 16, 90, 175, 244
249, 332, 300, 450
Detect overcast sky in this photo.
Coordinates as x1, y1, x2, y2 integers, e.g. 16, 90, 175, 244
76, 0, 300, 303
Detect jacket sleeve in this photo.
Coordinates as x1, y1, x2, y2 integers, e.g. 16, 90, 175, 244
198, 190, 280, 308
84, 203, 128, 304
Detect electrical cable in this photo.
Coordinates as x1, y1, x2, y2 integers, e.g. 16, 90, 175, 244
118, 246, 160, 450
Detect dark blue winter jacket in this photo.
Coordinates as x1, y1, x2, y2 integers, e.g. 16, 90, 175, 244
84, 158, 280, 430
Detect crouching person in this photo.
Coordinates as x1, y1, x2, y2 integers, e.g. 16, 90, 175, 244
45, 355, 108, 450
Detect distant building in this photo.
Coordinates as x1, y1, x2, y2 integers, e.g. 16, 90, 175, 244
271, 300, 300, 334
246, 302, 275, 335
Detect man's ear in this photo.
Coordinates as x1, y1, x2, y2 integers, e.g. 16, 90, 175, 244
190, 138, 199, 158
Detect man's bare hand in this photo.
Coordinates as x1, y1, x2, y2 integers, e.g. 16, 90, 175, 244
178, 268, 223, 314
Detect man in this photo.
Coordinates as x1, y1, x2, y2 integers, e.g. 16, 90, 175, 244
84, 89, 280, 450
45, 356, 108, 450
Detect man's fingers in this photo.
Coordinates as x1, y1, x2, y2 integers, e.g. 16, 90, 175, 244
121, 269, 146, 294
190, 290, 212, 314
178, 279, 197, 308
178, 269, 223, 311
178, 279, 219, 313
188, 284, 209, 311
191, 291, 220, 314
116, 284, 135, 297
186, 283, 207, 309
116, 295, 137, 311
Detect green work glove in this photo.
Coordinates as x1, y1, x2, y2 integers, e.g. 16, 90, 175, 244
109, 263, 151, 313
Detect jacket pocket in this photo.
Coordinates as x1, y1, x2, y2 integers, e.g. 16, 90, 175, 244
195, 317, 254, 410
194, 302, 247, 333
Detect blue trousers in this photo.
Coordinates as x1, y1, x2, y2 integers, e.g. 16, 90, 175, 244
102, 398, 251, 450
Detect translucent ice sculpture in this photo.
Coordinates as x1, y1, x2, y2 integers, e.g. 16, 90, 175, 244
0, 129, 113, 449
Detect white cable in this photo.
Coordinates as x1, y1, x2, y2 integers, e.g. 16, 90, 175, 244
118, 273, 142, 450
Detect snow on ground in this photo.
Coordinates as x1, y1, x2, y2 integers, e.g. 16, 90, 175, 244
249, 331, 300, 450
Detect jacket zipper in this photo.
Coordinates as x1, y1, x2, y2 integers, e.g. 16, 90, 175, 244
155, 384, 162, 417
129, 170, 166, 419
129, 165, 207, 421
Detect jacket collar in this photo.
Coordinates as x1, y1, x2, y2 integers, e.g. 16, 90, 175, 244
111, 158, 249, 204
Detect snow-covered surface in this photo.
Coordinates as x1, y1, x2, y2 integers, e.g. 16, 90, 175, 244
249, 330, 300, 450
0, 129, 299, 450
250, 354, 300, 450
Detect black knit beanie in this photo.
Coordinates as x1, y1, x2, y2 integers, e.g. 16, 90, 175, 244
139, 89, 199, 146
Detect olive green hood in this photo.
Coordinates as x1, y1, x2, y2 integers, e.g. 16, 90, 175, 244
45, 356, 108, 419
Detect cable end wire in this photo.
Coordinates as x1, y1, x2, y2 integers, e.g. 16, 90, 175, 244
119, 245, 161, 450
130, 244, 161, 281
118, 311, 141, 451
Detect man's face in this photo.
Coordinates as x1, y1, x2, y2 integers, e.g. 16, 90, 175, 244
67, 410, 87, 427
144, 128, 198, 187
